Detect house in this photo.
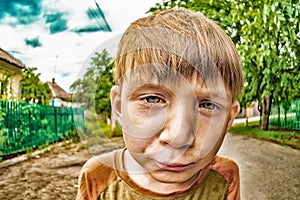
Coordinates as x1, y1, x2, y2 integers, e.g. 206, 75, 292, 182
46, 78, 72, 107
0, 48, 25, 100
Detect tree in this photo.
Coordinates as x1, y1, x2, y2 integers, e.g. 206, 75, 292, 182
233, 0, 300, 130
94, 57, 114, 121
21, 67, 51, 104
70, 49, 114, 122
149, 0, 300, 130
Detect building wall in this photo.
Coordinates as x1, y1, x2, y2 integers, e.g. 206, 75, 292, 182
0, 60, 23, 101
9, 73, 22, 100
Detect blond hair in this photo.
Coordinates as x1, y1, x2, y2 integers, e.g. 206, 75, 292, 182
114, 8, 243, 98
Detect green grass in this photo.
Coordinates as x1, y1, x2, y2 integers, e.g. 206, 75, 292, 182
229, 121, 300, 150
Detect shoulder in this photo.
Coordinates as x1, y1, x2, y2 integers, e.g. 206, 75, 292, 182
76, 150, 121, 200
81, 150, 116, 176
210, 156, 240, 200
210, 156, 239, 177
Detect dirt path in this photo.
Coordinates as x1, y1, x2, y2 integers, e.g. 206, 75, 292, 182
218, 133, 300, 200
0, 134, 299, 200
0, 138, 124, 200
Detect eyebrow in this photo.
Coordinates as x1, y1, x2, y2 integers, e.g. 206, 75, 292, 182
127, 83, 170, 94
193, 86, 230, 102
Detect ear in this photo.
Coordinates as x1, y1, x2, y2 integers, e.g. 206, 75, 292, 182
110, 85, 122, 126
226, 100, 240, 132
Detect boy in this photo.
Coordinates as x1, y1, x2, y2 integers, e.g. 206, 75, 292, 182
77, 8, 243, 200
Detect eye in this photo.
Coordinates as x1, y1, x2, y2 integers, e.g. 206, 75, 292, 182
144, 96, 164, 104
199, 101, 221, 111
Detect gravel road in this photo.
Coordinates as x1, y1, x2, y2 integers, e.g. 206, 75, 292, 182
218, 133, 300, 200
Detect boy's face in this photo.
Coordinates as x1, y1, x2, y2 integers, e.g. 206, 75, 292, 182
111, 69, 240, 185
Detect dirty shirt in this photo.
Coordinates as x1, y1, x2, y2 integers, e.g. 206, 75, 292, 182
76, 148, 240, 200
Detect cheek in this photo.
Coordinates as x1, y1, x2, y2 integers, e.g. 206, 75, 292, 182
195, 114, 229, 158
126, 103, 151, 126
123, 134, 152, 154
121, 103, 167, 139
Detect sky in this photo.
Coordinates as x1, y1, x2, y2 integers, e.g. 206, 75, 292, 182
0, 0, 161, 92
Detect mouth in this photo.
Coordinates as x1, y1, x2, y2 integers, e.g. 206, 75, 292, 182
156, 161, 194, 171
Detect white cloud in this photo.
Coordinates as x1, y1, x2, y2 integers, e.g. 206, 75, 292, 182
100, 0, 158, 31
0, 25, 25, 50
42, 0, 96, 31
0, 0, 161, 92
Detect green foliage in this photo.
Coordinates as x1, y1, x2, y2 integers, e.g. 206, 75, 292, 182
65, 129, 80, 143
81, 112, 106, 147
112, 124, 123, 137
70, 49, 114, 121
234, 0, 300, 103
94, 52, 114, 120
148, 0, 235, 37
0, 105, 4, 122
230, 121, 300, 149
70, 49, 121, 142
99, 120, 113, 138
21, 67, 51, 104
79, 110, 123, 147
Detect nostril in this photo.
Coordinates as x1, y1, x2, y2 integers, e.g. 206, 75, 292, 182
160, 141, 170, 147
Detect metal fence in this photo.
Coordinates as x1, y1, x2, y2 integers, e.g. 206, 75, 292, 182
0, 100, 85, 156
269, 99, 300, 131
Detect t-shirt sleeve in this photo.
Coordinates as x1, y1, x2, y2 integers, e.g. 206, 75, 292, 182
210, 156, 240, 200
76, 156, 117, 200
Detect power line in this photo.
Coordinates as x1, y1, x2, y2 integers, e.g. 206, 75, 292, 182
87, 0, 112, 32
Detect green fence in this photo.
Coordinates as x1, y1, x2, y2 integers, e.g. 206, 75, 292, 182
269, 99, 300, 130
0, 100, 85, 156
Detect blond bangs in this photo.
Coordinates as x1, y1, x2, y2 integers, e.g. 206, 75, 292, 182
115, 47, 219, 88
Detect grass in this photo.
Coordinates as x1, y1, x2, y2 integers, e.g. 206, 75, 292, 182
229, 121, 300, 150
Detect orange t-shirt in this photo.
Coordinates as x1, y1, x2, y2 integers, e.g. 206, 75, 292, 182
76, 149, 240, 200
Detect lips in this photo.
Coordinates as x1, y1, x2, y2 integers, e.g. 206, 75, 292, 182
156, 161, 193, 171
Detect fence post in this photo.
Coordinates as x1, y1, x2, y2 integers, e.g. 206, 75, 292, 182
54, 107, 58, 139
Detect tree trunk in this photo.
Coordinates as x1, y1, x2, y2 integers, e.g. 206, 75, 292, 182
261, 96, 272, 130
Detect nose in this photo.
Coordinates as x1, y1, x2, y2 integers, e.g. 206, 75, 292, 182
158, 102, 197, 149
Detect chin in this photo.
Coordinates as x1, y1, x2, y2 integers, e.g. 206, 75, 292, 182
149, 169, 197, 184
